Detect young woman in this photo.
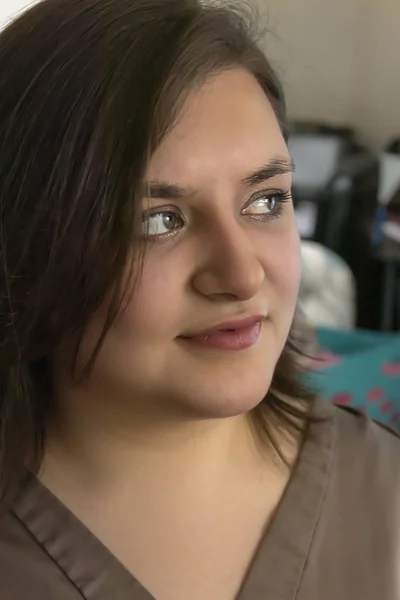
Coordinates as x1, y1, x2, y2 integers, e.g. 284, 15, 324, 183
0, 1, 399, 598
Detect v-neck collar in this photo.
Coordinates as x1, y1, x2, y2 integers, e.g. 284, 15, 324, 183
12, 475, 153, 600
12, 398, 335, 600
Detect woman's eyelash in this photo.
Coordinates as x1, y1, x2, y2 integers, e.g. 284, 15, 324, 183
250, 189, 292, 205
274, 190, 292, 203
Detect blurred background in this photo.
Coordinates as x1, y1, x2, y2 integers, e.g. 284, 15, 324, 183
255, 0, 400, 420
252, 0, 400, 331
258, 0, 399, 151
2, 0, 400, 418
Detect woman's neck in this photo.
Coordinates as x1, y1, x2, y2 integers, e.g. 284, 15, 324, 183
39, 385, 283, 510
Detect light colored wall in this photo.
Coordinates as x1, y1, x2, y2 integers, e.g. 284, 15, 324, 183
0, 1, 38, 29
356, 0, 400, 150
256, 0, 400, 150
257, 0, 361, 126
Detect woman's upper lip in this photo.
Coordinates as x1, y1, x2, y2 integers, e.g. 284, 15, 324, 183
180, 315, 266, 338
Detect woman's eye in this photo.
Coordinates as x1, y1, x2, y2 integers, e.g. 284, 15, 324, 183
242, 191, 290, 218
249, 195, 277, 214
142, 210, 183, 237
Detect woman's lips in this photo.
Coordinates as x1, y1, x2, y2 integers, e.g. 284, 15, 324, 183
179, 316, 264, 351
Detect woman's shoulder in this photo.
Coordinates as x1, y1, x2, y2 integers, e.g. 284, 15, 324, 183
299, 401, 400, 597
309, 398, 400, 513
334, 402, 400, 459
328, 401, 400, 503
312, 396, 400, 468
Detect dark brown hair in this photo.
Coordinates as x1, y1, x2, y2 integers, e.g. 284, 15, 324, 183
0, 0, 316, 509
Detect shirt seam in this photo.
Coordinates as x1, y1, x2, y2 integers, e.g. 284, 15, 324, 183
10, 509, 86, 599
292, 407, 337, 599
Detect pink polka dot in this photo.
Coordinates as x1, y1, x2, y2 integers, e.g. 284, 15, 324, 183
367, 387, 384, 401
390, 412, 400, 424
382, 362, 400, 376
381, 401, 394, 414
331, 392, 352, 406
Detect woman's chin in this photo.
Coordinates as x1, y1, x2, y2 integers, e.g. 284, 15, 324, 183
171, 376, 273, 420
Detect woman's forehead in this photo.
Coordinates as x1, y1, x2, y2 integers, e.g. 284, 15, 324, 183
147, 69, 288, 186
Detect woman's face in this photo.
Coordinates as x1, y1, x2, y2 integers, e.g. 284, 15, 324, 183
75, 68, 301, 420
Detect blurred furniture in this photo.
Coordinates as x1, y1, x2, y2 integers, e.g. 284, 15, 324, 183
375, 238, 400, 331
304, 327, 400, 429
289, 125, 380, 329
299, 241, 356, 329
372, 140, 400, 330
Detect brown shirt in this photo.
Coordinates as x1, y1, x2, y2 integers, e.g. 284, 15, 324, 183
1, 397, 400, 599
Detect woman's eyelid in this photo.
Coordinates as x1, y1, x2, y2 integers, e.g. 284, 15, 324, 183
142, 201, 181, 214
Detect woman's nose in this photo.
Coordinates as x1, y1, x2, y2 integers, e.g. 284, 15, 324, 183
191, 219, 265, 302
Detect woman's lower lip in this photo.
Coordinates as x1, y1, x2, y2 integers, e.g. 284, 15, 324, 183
180, 321, 262, 350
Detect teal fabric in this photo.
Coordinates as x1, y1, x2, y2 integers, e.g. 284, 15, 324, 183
303, 327, 400, 428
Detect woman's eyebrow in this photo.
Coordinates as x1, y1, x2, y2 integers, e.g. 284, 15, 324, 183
144, 157, 295, 199
240, 157, 295, 187
144, 182, 192, 199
